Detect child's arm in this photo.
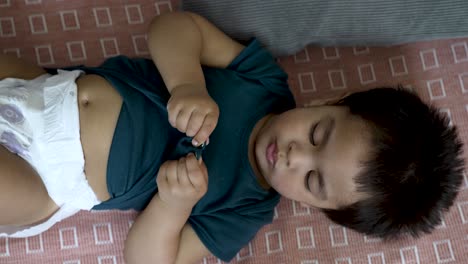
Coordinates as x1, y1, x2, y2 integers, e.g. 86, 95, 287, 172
124, 154, 210, 264
124, 12, 247, 263
147, 11, 245, 146
148, 11, 245, 92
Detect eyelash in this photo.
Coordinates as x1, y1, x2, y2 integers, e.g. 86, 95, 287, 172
305, 170, 314, 192
309, 123, 319, 146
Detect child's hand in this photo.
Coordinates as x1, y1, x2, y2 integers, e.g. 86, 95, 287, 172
167, 84, 219, 146
156, 153, 208, 212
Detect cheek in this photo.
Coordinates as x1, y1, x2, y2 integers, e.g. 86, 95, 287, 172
269, 171, 302, 197
269, 171, 288, 190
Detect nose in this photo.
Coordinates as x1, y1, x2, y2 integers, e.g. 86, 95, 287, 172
287, 141, 312, 168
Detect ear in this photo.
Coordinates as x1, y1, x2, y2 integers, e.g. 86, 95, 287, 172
306, 92, 351, 107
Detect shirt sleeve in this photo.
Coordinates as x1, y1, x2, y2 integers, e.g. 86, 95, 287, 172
227, 38, 293, 99
188, 204, 277, 262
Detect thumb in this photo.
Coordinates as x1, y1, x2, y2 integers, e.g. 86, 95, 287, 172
198, 158, 208, 182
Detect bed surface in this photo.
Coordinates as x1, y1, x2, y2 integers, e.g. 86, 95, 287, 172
1, 1, 467, 263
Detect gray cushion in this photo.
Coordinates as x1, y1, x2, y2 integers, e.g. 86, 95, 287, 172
182, 0, 468, 56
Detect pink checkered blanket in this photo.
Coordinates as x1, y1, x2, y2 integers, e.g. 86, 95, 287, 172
1, 1, 467, 263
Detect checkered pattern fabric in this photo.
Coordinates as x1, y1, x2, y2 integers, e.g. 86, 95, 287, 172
1, 1, 468, 263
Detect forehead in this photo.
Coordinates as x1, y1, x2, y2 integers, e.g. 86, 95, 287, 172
321, 108, 372, 207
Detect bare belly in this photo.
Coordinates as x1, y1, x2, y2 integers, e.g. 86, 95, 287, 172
76, 74, 122, 202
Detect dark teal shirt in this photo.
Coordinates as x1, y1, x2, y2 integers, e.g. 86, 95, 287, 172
59, 39, 295, 261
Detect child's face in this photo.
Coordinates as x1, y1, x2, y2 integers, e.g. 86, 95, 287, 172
253, 105, 371, 209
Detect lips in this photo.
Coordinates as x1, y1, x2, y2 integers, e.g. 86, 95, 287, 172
266, 142, 277, 167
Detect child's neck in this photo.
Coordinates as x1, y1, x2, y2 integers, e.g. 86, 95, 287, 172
248, 114, 275, 190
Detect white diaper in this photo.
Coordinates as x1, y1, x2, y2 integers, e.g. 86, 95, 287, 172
0, 70, 101, 237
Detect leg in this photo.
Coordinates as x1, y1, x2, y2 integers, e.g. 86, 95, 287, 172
0, 145, 58, 226
0, 54, 46, 80
0, 54, 57, 227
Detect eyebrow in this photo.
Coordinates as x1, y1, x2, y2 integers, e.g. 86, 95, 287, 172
316, 117, 335, 200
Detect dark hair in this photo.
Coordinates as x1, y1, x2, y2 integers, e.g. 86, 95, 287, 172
323, 86, 465, 239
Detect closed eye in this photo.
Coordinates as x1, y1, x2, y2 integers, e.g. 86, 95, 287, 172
309, 123, 319, 146
305, 170, 315, 192
310, 116, 335, 147
305, 170, 327, 200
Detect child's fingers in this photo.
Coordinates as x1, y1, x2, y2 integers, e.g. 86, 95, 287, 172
193, 112, 218, 146
186, 154, 208, 192
165, 160, 179, 186
167, 98, 193, 133
166, 99, 181, 128
185, 111, 204, 137
156, 161, 169, 187
174, 108, 192, 133
198, 158, 208, 182
177, 157, 190, 186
